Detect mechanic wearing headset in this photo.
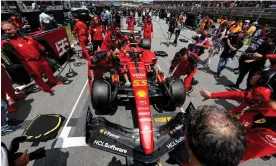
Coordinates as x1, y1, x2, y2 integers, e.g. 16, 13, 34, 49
88, 45, 131, 93
142, 17, 153, 42
71, 13, 90, 60
126, 13, 136, 31
9, 12, 30, 31
1, 21, 61, 93
169, 48, 200, 94
88, 16, 104, 52
201, 69, 276, 161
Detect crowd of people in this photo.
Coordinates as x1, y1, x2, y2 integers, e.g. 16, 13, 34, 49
152, 0, 276, 8
1, 4, 276, 166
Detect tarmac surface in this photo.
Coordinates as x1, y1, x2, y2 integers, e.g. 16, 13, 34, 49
2, 17, 276, 166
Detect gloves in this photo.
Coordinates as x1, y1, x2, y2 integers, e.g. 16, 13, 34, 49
125, 81, 131, 87
169, 66, 174, 75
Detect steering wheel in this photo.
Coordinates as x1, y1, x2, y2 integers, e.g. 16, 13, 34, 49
126, 50, 143, 61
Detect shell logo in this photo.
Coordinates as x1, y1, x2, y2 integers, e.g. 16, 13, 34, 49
99, 129, 104, 134
136, 90, 147, 98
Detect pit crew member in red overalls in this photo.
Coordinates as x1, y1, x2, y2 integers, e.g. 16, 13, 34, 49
9, 12, 29, 31
126, 13, 136, 31
100, 27, 117, 50
201, 69, 276, 161
88, 45, 131, 94
101, 26, 128, 50
1, 65, 26, 112
240, 69, 276, 161
169, 48, 200, 94
1, 21, 61, 93
89, 16, 104, 52
71, 15, 90, 60
200, 89, 256, 114
142, 18, 153, 42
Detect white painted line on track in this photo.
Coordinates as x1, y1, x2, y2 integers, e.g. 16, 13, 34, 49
54, 80, 88, 148
61, 137, 88, 148
181, 107, 186, 113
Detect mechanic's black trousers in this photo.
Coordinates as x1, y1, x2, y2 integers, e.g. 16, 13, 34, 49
173, 30, 181, 45
236, 66, 258, 90
92, 40, 103, 52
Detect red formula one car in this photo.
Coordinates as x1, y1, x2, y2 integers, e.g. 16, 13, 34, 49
86, 39, 187, 165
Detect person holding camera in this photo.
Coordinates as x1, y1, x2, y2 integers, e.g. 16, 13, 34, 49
215, 32, 243, 79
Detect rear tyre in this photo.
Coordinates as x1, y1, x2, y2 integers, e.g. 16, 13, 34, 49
140, 38, 151, 50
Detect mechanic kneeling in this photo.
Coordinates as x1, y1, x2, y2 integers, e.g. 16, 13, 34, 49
169, 48, 200, 94
88, 45, 131, 92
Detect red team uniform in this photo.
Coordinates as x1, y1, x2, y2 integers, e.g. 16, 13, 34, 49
1, 36, 59, 92
72, 20, 90, 59
143, 22, 153, 42
170, 51, 200, 91
126, 16, 136, 31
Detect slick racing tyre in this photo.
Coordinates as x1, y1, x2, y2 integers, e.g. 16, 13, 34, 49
139, 38, 151, 50
167, 78, 186, 106
91, 79, 111, 113
154, 51, 168, 57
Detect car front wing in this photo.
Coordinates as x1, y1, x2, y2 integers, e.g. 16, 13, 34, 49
85, 108, 187, 164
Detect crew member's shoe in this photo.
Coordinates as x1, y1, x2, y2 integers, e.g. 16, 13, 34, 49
229, 84, 239, 89
41, 88, 55, 93
1, 124, 21, 136
192, 79, 199, 85
10, 94, 27, 102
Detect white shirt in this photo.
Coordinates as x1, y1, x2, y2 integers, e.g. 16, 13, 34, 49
39, 12, 53, 24
32, 3, 36, 9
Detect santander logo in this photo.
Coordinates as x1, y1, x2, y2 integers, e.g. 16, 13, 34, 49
265, 135, 276, 144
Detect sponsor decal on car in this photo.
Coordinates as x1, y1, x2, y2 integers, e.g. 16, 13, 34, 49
166, 136, 185, 150
138, 112, 151, 116
138, 107, 149, 110
264, 135, 276, 145
170, 124, 184, 135
133, 80, 147, 87
139, 118, 152, 122
55, 38, 69, 56
93, 140, 127, 153
141, 125, 152, 134
139, 100, 147, 105
132, 73, 145, 78
136, 90, 147, 98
